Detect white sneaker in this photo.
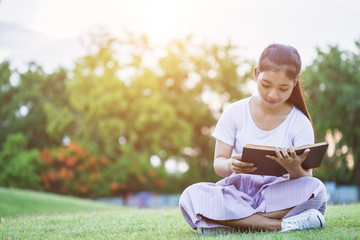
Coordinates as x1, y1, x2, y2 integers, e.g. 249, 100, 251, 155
280, 209, 326, 232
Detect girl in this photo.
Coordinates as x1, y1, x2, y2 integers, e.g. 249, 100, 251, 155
179, 43, 327, 234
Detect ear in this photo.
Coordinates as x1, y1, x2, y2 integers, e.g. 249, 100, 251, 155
253, 67, 259, 79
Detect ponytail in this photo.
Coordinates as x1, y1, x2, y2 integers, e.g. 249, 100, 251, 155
286, 78, 313, 125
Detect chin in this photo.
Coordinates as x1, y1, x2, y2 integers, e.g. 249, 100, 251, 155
265, 102, 280, 108
261, 99, 280, 107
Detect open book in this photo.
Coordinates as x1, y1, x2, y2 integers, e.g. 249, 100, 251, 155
241, 142, 329, 177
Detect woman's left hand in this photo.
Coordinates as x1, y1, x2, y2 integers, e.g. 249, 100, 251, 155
266, 146, 312, 178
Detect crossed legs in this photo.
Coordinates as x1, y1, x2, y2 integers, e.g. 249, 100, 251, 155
211, 208, 293, 231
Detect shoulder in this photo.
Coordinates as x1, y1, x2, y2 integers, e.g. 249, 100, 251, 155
216, 97, 251, 127
288, 106, 314, 144
223, 96, 252, 113
290, 107, 312, 126
290, 107, 314, 136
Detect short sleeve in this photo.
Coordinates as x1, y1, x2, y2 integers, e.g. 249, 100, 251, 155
293, 115, 314, 146
211, 105, 238, 146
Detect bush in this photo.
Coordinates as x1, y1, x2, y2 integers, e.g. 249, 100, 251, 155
38, 142, 111, 198
39, 142, 180, 198
0, 133, 42, 190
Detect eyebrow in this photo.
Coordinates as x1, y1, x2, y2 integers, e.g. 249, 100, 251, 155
261, 79, 291, 87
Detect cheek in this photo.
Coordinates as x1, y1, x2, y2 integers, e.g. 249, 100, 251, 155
257, 83, 266, 93
283, 89, 293, 98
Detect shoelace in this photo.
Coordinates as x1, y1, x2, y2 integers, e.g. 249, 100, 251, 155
284, 213, 312, 230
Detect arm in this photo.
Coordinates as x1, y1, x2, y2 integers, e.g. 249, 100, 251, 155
214, 140, 257, 178
213, 140, 233, 177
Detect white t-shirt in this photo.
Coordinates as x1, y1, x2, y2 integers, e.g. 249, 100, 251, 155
212, 96, 314, 155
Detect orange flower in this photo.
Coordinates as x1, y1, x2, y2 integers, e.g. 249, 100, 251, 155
78, 164, 85, 171
58, 152, 66, 163
89, 157, 97, 166
47, 171, 55, 181
65, 157, 76, 167
68, 142, 84, 155
110, 182, 120, 191
59, 167, 67, 178
100, 157, 108, 166
154, 178, 165, 187
39, 148, 53, 164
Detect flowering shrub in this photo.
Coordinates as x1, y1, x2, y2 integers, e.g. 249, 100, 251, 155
39, 142, 173, 198
39, 142, 110, 197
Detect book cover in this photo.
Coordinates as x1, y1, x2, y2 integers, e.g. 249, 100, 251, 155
241, 142, 329, 177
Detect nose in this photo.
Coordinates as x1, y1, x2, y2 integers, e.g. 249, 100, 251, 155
268, 89, 279, 99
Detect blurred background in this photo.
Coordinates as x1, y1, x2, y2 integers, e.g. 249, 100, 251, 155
0, 0, 359, 207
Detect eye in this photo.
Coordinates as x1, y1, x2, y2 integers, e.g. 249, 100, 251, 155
280, 88, 290, 92
261, 83, 270, 88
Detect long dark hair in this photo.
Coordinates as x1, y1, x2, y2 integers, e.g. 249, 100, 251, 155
257, 43, 312, 124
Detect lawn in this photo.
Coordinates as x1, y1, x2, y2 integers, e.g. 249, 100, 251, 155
0, 187, 359, 239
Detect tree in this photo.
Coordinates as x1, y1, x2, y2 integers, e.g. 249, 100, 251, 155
0, 61, 68, 150
43, 32, 251, 195
303, 40, 360, 193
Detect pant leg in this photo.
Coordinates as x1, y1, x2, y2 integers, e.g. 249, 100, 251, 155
262, 177, 327, 217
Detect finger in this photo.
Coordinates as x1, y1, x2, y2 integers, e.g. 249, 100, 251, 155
233, 165, 257, 171
282, 147, 290, 160
232, 161, 256, 171
266, 155, 281, 164
300, 148, 310, 161
274, 147, 283, 159
232, 154, 242, 160
232, 160, 254, 168
233, 166, 257, 173
244, 167, 257, 173
289, 146, 297, 158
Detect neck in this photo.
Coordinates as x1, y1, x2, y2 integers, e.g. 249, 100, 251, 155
254, 96, 292, 116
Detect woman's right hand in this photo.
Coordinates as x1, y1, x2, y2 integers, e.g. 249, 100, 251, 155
228, 154, 258, 174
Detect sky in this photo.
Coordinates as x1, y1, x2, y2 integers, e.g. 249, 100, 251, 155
1, 0, 360, 73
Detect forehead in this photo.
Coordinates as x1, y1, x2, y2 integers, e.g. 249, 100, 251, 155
258, 71, 294, 85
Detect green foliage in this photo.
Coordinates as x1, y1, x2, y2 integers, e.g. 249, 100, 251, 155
41, 32, 251, 195
1, 32, 251, 195
0, 62, 68, 150
303, 40, 360, 185
0, 133, 42, 189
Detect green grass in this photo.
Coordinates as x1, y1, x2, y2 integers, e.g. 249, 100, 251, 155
0, 187, 113, 217
1, 188, 359, 239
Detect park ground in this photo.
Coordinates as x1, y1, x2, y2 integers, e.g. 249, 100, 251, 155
0, 187, 359, 239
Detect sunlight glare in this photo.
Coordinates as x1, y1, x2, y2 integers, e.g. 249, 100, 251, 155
31, 0, 188, 42
150, 155, 161, 167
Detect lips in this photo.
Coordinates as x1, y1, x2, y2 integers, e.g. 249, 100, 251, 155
266, 99, 278, 104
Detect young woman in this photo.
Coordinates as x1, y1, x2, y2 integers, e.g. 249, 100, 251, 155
179, 43, 327, 234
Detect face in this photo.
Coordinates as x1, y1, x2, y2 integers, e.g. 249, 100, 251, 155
256, 70, 295, 109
